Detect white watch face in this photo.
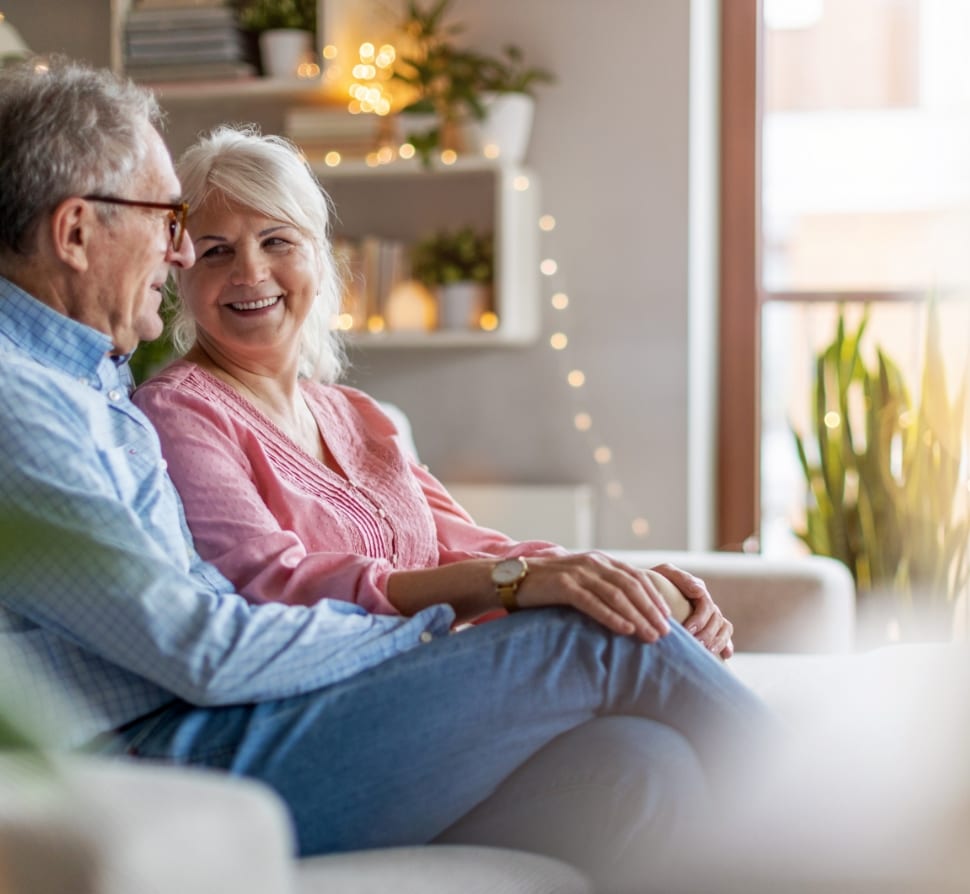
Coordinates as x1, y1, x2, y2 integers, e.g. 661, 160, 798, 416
493, 558, 526, 585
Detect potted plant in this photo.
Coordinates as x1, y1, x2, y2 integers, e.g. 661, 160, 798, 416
470, 44, 556, 162
391, 0, 491, 165
791, 303, 969, 645
237, 0, 317, 79
411, 226, 493, 330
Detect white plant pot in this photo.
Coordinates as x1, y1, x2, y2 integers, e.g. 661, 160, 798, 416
259, 29, 312, 79
436, 282, 490, 330
466, 92, 536, 163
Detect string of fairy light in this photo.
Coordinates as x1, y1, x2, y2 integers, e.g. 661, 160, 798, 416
536, 214, 653, 544
318, 40, 652, 543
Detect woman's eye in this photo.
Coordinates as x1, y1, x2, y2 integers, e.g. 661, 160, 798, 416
200, 245, 232, 260
263, 237, 291, 250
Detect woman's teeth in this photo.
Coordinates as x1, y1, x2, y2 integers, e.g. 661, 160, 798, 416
230, 296, 280, 311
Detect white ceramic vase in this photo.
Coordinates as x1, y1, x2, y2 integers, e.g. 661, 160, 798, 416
436, 282, 490, 330
466, 92, 536, 163
259, 29, 312, 79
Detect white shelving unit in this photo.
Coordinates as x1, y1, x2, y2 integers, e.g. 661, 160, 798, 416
314, 157, 540, 348
108, 3, 541, 348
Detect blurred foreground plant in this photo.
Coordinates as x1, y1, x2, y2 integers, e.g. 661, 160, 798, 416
791, 303, 970, 613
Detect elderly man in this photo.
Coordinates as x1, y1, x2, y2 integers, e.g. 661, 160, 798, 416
0, 57, 770, 890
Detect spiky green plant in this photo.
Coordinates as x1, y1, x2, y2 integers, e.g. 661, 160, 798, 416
792, 303, 970, 611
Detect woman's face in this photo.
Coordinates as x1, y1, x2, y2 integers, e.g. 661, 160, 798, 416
179, 194, 320, 371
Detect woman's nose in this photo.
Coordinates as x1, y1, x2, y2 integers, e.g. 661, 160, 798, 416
230, 244, 268, 284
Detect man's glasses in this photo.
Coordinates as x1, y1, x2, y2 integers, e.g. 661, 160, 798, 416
83, 195, 190, 252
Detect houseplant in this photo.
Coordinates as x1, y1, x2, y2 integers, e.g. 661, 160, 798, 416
470, 43, 556, 162
391, 0, 554, 165
237, 0, 317, 78
791, 303, 969, 642
411, 226, 493, 329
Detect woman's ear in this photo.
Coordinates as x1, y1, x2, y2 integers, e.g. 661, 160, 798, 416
49, 197, 93, 273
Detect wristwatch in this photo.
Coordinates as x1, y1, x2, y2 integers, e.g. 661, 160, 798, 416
492, 557, 529, 613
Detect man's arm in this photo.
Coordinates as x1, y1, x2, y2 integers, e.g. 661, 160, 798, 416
0, 369, 452, 706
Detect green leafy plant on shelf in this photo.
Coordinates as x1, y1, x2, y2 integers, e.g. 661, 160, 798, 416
237, 0, 317, 33
391, 0, 553, 166
411, 226, 493, 286
791, 304, 970, 618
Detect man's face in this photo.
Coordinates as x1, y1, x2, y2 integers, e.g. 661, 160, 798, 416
91, 125, 195, 355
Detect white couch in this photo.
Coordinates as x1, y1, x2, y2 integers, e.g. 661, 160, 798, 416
0, 550, 867, 894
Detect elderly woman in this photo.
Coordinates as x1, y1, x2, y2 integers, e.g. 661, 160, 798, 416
132, 125, 768, 887
133, 125, 735, 655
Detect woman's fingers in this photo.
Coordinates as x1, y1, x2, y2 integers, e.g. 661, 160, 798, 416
516, 553, 671, 642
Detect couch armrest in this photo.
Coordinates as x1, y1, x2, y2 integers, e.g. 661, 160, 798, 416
605, 550, 856, 653
0, 755, 295, 894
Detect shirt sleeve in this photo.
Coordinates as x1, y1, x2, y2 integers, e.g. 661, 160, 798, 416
134, 381, 401, 615
0, 367, 452, 708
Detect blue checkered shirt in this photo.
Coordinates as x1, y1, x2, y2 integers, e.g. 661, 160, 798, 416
0, 278, 453, 748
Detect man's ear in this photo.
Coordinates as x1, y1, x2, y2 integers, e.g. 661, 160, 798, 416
49, 197, 93, 273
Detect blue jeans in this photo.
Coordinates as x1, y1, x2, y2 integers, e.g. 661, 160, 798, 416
102, 608, 771, 859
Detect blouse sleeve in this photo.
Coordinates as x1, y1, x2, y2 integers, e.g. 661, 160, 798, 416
133, 380, 400, 615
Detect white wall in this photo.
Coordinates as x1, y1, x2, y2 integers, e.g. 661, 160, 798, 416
11, 0, 719, 550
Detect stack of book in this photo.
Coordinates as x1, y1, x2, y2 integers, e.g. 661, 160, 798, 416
334, 235, 411, 330
284, 106, 383, 161
124, 0, 256, 83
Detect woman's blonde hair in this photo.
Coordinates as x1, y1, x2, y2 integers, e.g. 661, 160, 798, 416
169, 125, 345, 382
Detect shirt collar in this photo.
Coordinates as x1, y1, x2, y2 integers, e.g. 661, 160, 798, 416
0, 275, 115, 383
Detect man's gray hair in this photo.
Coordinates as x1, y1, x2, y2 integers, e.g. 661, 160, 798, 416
0, 56, 162, 256
170, 125, 346, 384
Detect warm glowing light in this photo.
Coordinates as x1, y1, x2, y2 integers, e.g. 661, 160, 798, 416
540, 259, 558, 276
377, 145, 394, 164
376, 45, 396, 68
606, 481, 623, 499
323, 44, 338, 60
539, 215, 556, 231
594, 446, 612, 464
550, 332, 568, 350
399, 143, 416, 160
574, 413, 592, 431
297, 62, 321, 78
551, 292, 569, 310
365, 152, 381, 167
440, 149, 458, 165
631, 517, 650, 537
324, 151, 342, 167
335, 312, 355, 330
366, 315, 386, 333
482, 143, 501, 159
359, 42, 375, 61
823, 411, 840, 429
479, 311, 499, 331
349, 99, 362, 114
567, 370, 585, 388
513, 175, 530, 191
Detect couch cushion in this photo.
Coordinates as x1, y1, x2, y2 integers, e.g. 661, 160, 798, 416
296, 845, 591, 894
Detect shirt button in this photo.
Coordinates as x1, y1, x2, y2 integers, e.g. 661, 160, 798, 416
391, 553, 399, 564
77, 376, 90, 386
157, 459, 168, 472
107, 389, 122, 401
377, 508, 387, 518
419, 631, 433, 644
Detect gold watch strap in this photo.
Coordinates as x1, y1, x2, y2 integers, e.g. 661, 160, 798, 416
498, 582, 520, 613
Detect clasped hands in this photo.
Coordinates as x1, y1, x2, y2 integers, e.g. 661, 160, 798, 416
513, 553, 734, 659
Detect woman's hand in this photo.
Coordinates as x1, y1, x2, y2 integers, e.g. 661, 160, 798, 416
513, 552, 675, 643
651, 563, 734, 659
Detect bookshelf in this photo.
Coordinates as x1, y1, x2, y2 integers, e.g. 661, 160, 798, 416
315, 158, 541, 348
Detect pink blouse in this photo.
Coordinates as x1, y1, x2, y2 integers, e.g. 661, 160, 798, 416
133, 360, 563, 613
